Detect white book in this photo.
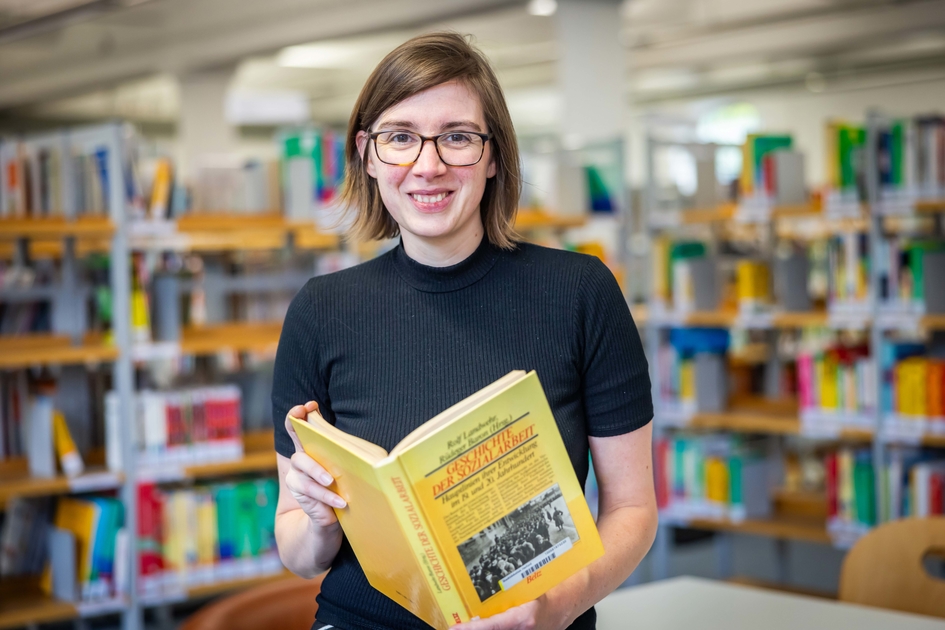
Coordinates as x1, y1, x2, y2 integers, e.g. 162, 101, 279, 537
25, 396, 56, 478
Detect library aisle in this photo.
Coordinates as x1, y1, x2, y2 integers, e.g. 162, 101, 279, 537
2, 0, 945, 629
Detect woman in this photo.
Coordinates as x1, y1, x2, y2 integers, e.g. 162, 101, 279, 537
272, 32, 657, 630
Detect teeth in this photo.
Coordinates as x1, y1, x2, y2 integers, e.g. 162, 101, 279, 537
412, 192, 448, 203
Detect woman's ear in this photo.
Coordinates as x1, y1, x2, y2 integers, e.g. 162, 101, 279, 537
486, 149, 497, 179
356, 131, 377, 179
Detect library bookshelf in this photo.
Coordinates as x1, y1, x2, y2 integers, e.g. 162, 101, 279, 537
642, 117, 945, 585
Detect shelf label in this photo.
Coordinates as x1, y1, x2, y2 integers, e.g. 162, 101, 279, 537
68, 471, 121, 493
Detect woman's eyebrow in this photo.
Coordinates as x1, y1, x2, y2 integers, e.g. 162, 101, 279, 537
374, 120, 484, 132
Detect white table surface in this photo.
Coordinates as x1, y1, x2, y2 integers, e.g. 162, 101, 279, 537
596, 576, 945, 630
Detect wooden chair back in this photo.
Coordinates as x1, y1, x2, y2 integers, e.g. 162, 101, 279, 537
839, 516, 945, 618
179, 573, 323, 630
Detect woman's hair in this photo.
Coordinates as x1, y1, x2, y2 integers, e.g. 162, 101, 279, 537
340, 31, 521, 249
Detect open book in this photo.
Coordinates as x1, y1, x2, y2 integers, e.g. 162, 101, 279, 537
289, 370, 604, 629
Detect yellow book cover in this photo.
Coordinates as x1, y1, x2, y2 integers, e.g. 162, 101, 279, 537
741, 134, 757, 195
838, 448, 854, 521
821, 355, 838, 410
289, 370, 604, 630
149, 158, 172, 219
195, 489, 218, 567
40, 497, 101, 594
679, 360, 695, 403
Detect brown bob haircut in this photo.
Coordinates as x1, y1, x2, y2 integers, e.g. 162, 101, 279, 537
340, 32, 521, 249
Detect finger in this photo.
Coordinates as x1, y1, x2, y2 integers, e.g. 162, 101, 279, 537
285, 413, 304, 453
291, 451, 336, 487
286, 468, 347, 508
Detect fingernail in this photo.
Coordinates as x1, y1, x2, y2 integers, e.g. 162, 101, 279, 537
320, 473, 333, 485
333, 497, 347, 508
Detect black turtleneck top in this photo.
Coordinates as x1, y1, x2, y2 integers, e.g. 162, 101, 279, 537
271, 237, 651, 630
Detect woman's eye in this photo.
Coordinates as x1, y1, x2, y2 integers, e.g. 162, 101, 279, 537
391, 133, 414, 144
445, 133, 472, 144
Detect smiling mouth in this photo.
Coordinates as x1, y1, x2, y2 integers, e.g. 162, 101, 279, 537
410, 192, 450, 203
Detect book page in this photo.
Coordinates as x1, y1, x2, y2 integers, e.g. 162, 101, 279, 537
395, 371, 603, 619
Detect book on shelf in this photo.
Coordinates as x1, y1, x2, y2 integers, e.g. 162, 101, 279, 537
281, 128, 346, 227
137, 478, 282, 598
879, 338, 945, 432
796, 331, 874, 422
657, 328, 730, 417
106, 385, 243, 473
654, 434, 779, 522
882, 448, 945, 520
875, 115, 945, 201
825, 447, 875, 532
289, 370, 603, 630
39, 495, 126, 602
0, 496, 54, 578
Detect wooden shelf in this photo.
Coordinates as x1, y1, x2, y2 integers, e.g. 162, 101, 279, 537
290, 224, 341, 250
688, 411, 800, 435
0, 216, 115, 240
682, 515, 831, 544
915, 200, 945, 214
180, 322, 282, 355
514, 210, 586, 230
921, 315, 945, 331
681, 205, 736, 224
0, 578, 78, 630
771, 204, 822, 219
186, 570, 294, 601
179, 432, 276, 481
0, 334, 118, 369
772, 311, 829, 328
186, 450, 277, 480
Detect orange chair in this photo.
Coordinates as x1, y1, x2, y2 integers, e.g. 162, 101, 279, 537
839, 516, 945, 618
180, 573, 324, 630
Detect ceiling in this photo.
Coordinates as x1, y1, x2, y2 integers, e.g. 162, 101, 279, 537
1, 0, 944, 130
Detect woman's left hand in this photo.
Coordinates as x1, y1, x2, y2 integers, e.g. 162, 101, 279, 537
450, 596, 563, 630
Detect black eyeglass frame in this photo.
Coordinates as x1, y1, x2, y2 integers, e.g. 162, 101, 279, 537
368, 130, 493, 167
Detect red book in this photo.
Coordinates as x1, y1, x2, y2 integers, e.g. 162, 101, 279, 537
825, 452, 838, 518
931, 472, 944, 515
653, 440, 669, 509
137, 483, 165, 577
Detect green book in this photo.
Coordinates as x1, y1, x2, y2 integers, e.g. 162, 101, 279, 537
853, 453, 875, 526
907, 240, 945, 300
729, 455, 743, 509
234, 481, 262, 558
256, 478, 279, 553
214, 484, 238, 560
752, 135, 792, 187
838, 125, 865, 190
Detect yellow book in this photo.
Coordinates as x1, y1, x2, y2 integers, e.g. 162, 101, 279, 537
195, 489, 218, 567
149, 158, 173, 219
289, 370, 604, 629
40, 497, 100, 595
680, 360, 695, 403
821, 355, 838, 410
52, 410, 85, 478
741, 134, 756, 195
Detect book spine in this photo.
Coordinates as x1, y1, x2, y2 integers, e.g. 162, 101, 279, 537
377, 459, 469, 626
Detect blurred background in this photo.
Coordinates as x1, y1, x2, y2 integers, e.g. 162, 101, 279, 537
1, 0, 945, 629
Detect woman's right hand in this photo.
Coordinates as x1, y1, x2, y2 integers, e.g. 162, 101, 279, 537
284, 401, 348, 529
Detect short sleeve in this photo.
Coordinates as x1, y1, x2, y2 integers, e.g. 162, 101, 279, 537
576, 257, 652, 437
271, 280, 325, 459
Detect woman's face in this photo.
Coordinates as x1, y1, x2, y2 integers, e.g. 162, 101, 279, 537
357, 80, 497, 258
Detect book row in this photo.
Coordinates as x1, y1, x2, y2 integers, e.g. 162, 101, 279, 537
653, 435, 780, 523
105, 385, 243, 472
0, 494, 126, 603
0, 127, 347, 222
137, 479, 282, 598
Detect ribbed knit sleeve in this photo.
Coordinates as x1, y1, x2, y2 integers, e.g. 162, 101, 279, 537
576, 257, 653, 436
271, 279, 324, 459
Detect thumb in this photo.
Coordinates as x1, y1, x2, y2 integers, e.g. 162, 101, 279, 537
286, 401, 318, 453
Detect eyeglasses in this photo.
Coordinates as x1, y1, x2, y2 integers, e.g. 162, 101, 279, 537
369, 130, 492, 167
